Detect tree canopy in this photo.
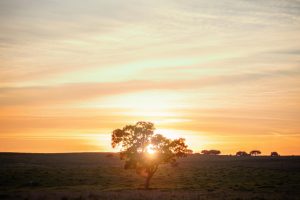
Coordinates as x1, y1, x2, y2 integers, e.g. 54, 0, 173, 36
236, 151, 249, 156
250, 150, 261, 156
271, 152, 280, 157
201, 149, 221, 155
111, 121, 192, 189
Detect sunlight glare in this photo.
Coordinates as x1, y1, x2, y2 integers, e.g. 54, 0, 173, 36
146, 144, 156, 154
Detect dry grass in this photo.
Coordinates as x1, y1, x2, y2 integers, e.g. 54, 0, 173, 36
0, 153, 299, 199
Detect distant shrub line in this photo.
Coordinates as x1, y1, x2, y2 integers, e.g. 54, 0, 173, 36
199, 149, 280, 157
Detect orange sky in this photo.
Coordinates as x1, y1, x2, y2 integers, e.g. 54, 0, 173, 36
0, 0, 300, 155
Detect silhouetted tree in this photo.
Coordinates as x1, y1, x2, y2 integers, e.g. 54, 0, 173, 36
271, 152, 279, 157
201, 150, 209, 155
201, 149, 221, 155
236, 151, 249, 156
250, 150, 261, 156
111, 121, 192, 189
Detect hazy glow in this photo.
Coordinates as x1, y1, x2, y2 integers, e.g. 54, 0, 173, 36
146, 144, 156, 155
0, 0, 300, 155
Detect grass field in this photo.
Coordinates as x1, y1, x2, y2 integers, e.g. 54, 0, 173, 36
0, 153, 299, 200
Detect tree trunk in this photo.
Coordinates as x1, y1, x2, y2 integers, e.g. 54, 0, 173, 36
145, 174, 151, 189
144, 165, 158, 189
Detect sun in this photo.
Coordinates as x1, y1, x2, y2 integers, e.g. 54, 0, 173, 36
146, 144, 156, 154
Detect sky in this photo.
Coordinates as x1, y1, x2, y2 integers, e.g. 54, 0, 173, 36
0, 0, 300, 155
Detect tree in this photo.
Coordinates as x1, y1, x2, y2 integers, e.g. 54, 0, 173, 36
201, 150, 209, 155
250, 150, 261, 156
271, 152, 279, 157
236, 151, 249, 156
201, 149, 221, 155
111, 121, 192, 189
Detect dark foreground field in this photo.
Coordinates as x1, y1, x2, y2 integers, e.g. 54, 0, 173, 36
0, 153, 299, 200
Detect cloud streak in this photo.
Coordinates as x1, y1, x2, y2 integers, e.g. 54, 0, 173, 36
0, 0, 299, 153
0, 67, 299, 106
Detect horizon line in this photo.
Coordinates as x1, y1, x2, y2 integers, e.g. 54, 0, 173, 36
0, 151, 299, 156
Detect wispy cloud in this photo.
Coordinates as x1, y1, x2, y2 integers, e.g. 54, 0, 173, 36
0, 0, 299, 153
0, 67, 299, 106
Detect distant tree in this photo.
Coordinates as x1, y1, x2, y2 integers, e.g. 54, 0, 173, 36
209, 150, 221, 155
236, 151, 249, 156
250, 150, 261, 156
111, 121, 192, 189
271, 152, 280, 157
201, 149, 221, 155
201, 150, 209, 155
